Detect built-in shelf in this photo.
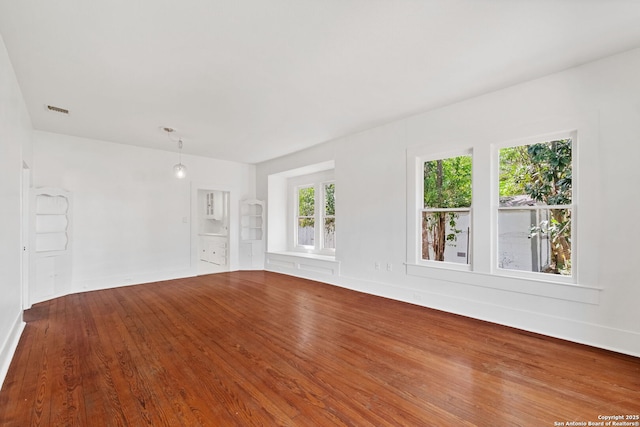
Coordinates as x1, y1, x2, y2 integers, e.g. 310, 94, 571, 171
203, 191, 226, 220
30, 187, 73, 305
240, 200, 264, 241
34, 193, 70, 253
239, 199, 265, 269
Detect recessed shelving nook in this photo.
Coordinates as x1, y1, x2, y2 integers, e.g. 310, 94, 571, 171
30, 187, 73, 305
240, 199, 264, 241
240, 199, 264, 270
34, 194, 69, 253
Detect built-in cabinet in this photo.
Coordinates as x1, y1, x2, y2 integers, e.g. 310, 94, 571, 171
240, 199, 264, 269
199, 235, 227, 265
30, 187, 72, 305
203, 191, 225, 220
240, 199, 264, 241
197, 189, 230, 273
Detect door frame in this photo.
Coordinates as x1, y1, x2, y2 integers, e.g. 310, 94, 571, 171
21, 165, 30, 309
190, 182, 232, 275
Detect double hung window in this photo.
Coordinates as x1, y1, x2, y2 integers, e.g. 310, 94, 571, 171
323, 183, 336, 250
497, 136, 573, 279
291, 170, 336, 254
420, 151, 473, 266
408, 131, 578, 286
296, 185, 315, 247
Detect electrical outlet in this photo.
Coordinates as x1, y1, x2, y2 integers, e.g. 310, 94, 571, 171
374, 262, 380, 270
386, 263, 392, 271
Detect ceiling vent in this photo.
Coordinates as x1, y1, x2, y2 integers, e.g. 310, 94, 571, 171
45, 104, 69, 115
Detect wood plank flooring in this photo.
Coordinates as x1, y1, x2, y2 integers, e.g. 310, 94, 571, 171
1, 271, 639, 426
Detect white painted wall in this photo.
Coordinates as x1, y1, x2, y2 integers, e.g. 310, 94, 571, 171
0, 34, 31, 386
32, 131, 255, 297
257, 48, 640, 357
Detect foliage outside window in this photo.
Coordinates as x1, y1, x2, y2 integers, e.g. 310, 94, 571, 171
498, 138, 572, 276
295, 181, 336, 252
297, 186, 315, 247
422, 154, 472, 264
323, 183, 336, 250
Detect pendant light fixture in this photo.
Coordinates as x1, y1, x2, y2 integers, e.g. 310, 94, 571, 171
163, 127, 187, 179
173, 138, 187, 179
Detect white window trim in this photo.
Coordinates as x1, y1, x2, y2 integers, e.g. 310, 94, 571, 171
492, 130, 577, 284
406, 114, 601, 303
322, 182, 336, 251
294, 184, 315, 250
288, 169, 335, 256
409, 147, 473, 272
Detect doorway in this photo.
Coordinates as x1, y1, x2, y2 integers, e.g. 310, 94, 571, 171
192, 187, 230, 275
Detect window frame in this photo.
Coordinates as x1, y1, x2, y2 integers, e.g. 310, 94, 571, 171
294, 184, 316, 249
410, 147, 474, 272
418, 149, 473, 270
493, 131, 577, 284
407, 119, 600, 302
289, 170, 336, 255
322, 182, 336, 251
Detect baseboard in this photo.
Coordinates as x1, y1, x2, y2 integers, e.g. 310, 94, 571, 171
28, 268, 196, 306
0, 312, 25, 389
78, 268, 196, 293
266, 267, 640, 358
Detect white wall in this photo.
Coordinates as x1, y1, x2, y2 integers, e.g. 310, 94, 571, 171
257, 48, 640, 357
32, 131, 255, 297
0, 34, 31, 386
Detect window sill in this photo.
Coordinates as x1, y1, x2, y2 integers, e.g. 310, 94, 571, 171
269, 251, 336, 261
415, 259, 471, 272
405, 263, 601, 305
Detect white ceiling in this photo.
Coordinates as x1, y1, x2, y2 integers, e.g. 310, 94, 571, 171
1, 0, 640, 164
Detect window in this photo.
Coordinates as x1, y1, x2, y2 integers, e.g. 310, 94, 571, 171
291, 170, 336, 254
421, 151, 472, 266
497, 137, 573, 278
407, 125, 596, 300
296, 186, 315, 247
323, 183, 336, 250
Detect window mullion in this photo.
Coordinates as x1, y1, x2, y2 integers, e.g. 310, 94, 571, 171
497, 204, 571, 211
422, 207, 471, 213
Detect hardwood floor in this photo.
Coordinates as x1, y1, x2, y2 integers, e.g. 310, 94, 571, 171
1, 271, 639, 426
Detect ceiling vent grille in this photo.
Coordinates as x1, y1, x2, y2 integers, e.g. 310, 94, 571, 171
46, 105, 69, 115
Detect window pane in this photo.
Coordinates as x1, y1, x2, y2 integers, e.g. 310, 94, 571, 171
499, 139, 572, 207
498, 208, 571, 275
424, 155, 472, 209
324, 183, 335, 216
421, 211, 470, 264
422, 154, 471, 265
498, 138, 572, 277
297, 218, 315, 246
298, 186, 314, 216
323, 218, 335, 249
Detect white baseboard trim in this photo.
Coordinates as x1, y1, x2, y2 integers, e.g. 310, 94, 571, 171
0, 312, 25, 388
267, 269, 640, 358
28, 267, 252, 307
28, 268, 196, 306
78, 268, 196, 293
